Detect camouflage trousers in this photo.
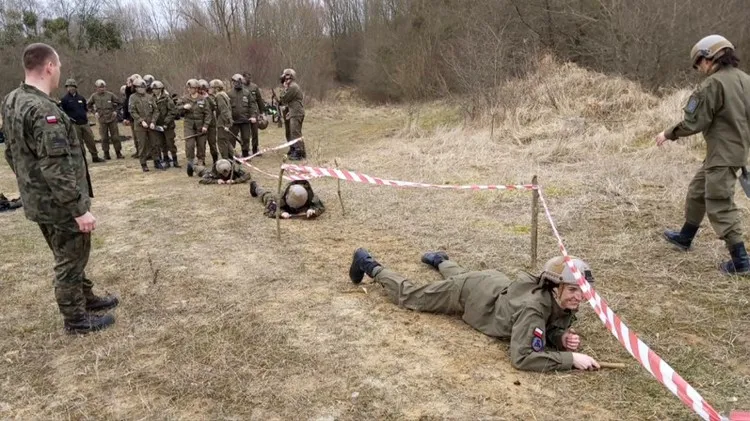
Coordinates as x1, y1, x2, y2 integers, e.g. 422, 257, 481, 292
73, 123, 99, 158
98, 120, 121, 154
254, 185, 279, 216
685, 165, 743, 246
38, 220, 95, 322
372, 261, 466, 314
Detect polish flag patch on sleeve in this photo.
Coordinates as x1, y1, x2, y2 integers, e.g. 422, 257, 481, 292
46, 115, 58, 124
533, 328, 544, 338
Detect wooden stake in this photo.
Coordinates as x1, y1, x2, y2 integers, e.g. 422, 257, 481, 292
598, 362, 628, 369
531, 175, 539, 269
334, 158, 346, 216
276, 157, 287, 240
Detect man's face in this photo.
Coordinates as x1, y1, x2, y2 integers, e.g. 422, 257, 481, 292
233, 80, 243, 90
153, 88, 163, 97
188, 87, 198, 95
97, 86, 106, 93
136, 87, 146, 94
66, 86, 76, 95
208, 87, 215, 95
557, 284, 583, 311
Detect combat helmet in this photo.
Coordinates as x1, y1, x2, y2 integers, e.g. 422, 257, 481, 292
65, 78, 77, 87
198, 79, 209, 90
143, 74, 155, 86
186, 79, 200, 88
215, 159, 232, 176
540, 256, 594, 286
209, 79, 225, 90
95, 79, 106, 88
690, 35, 734, 69
151, 80, 164, 90
281, 68, 297, 80
286, 184, 308, 208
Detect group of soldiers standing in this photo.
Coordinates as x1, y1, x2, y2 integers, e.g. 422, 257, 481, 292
57, 68, 307, 173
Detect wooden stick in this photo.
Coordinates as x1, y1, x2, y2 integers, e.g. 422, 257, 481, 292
530, 175, 539, 269
598, 362, 628, 369
276, 156, 287, 240
334, 158, 346, 216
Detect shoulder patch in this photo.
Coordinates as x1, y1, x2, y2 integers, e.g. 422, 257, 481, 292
685, 96, 700, 113
46, 115, 58, 124
531, 336, 544, 352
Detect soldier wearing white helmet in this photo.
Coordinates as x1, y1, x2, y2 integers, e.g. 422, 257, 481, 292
656, 35, 750, 275
88, 79, 123, 159
209, 79, 235, 159
277, 67, 306, 160
129, 78, 165, 172
348, 250, 601, 372
228, 73, 255, 158
242, 71, 268, 154
198, 79, 219, 163
123, 74, 142, 156
250, 179, 325, 219
143, 74, 155, 93
179, 78, 210, 171
150, 80, 180, 168
190, 158, 251, 184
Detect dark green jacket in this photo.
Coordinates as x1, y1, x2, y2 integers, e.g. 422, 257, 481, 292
457, 271, 575, 372
198, 163, 252, 184
228, 87, 257, 123
2, 84, 91, 223
214, 91, 233, 128
205, 94, 217, 128
151, 93, 177, 128
279, 82, 304, 118
666, 66, 750, 168
88, 91, 120, 124
128, 93, 155, 127
263, 180, 325, 217
178, 94, 211, 129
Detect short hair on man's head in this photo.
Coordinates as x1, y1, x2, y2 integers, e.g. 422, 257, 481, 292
22, 43, 58, 71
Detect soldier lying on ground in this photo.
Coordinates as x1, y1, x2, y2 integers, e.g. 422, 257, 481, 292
348, 249, 601, 372
250, 179, 325, 219
188, 158, 251, 184
0, 193, 22, 212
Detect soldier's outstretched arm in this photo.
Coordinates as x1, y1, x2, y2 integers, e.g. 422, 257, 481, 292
35, 105, 89, 217
509, 307, 575, 372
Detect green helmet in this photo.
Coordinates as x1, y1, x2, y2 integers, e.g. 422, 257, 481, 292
690, 35, 734, 68
65, 78, 77, 87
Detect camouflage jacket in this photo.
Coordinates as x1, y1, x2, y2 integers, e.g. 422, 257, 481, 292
88, 91, 121, 124
279, 82, 304, 118
1, 84, 91, 223
151, 93, 177, 128
198, 163, 252, 184
214, 91, 233, 128
263, 180, 325, 217
128, 93, 156, 127
248, 83, 266, 116
228, 87, 258, 123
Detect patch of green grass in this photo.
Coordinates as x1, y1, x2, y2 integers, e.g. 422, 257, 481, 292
539, 185, 571, 198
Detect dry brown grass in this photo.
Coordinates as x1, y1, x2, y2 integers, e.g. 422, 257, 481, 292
1, 59, 749, 420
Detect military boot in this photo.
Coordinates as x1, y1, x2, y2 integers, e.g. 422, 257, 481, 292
349, 248, 382, 284
103, 151, 112, 160
171, 153, 181, 168
242, 150, 250, 158
154, 159, 166, 171
91, 155, 105, 163
186, 161, 194, 177
162, 155, 171, 168
211, 152, 219, 164
64, 313, 116, 334
131, 152, 139, 159
250, 181, 259, 197
663, 223, 699, 251
421, 251, 449, 270
142, 164, 149, 172
116, 151, 124, 159
719, 242, 750, 276
84, 292, 120, 312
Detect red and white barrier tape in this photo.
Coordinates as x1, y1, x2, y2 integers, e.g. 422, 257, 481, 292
537, 187, 728, 421
242, 162, 321, 182
234, 137, 303, 163
282, 164, 538, 191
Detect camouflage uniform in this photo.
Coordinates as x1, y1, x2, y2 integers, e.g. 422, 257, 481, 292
88, 91, 122, 158
247, 82, 266, 154
279, 81, 305, 158
151, 92, 179, 165
254, 180, 325, 217
228, 86, 257, 157
205, 93, 219, 163
194, 162, 252, 184
372, 261, 576, 372
1, 84, 98, 322
214, 91, 234, 159
128, 92, 159, 167
179, 95, 210, 164
60, 91, 100, 161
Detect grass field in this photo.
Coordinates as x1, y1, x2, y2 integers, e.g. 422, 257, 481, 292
1, 59, 749, 420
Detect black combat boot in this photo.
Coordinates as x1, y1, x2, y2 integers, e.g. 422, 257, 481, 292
349, 248, 382, 284
85, 293, 120, 312
141, 164, 149, 172
421, 251, 449, 270
116, 151, 124, 159
154, 159, 166, 171
250, 181, 259, 197
64, 313, 116, 334
719, 242, 750, 276
663, 223, 699, 251
162, 155, 171, 168
211, 152, 219, 164
103, 151, 112, 160
92, 155, 105, 163
186, 162, 194, 177
172, 154, 181, 168
242, 150, 250, 158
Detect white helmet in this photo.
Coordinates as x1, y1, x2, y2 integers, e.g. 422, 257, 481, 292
690, 35, 734, 68
286, 184, 308, 208
541, 256, 594, 286
95, 79, 106, 88
215, 159, 232, 176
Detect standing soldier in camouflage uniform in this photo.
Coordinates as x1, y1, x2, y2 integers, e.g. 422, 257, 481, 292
249, 179, 325, 219
1, 43, 118, 333
278, 68, 306, 160
242, 71, 267, 155
150, 80, 180, 168
60, 78, 104, 163
656, 35, 750, 275
209, 79, 235, 159
124, 74, 141, 158
348, 248, 600, 372
189, 158, 252, 184
199, 79, 219, 164
129, 78, 163, 172
179, 79, 210, 170
228, 73, 257, 158
88, 79, 123, 160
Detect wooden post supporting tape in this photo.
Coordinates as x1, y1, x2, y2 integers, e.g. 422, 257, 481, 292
335, 158, 346, 216
530, 175, 539, 269
276, 157, 287, 240
598, 362, 627, 369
